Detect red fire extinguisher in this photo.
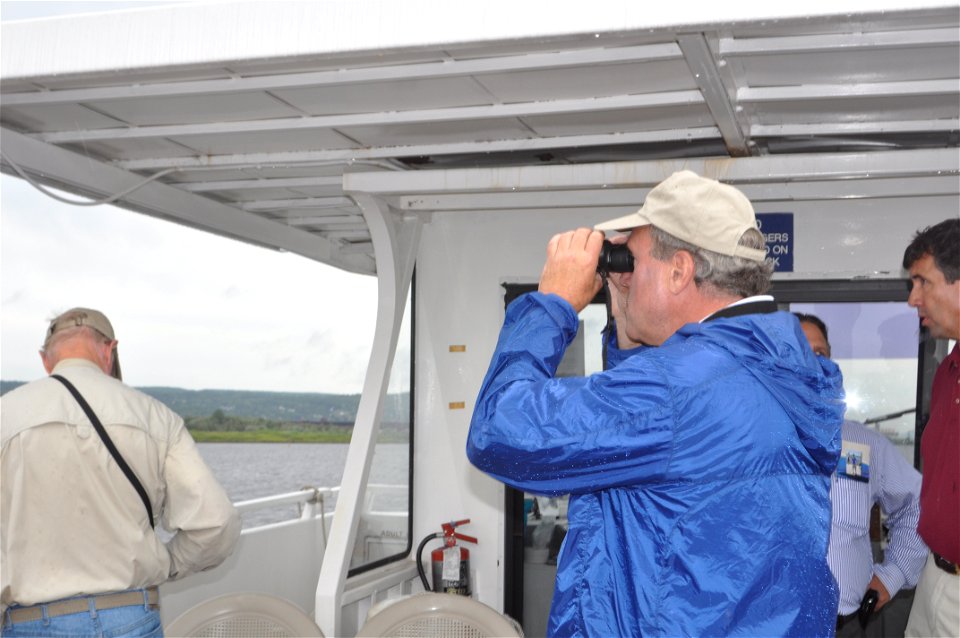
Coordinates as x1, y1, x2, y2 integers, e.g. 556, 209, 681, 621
416, 519, 477, 595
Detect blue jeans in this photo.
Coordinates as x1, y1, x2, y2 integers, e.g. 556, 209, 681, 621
2, 590, 162, 638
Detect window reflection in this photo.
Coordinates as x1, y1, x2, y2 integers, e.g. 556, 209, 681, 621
350, 284, 413, 572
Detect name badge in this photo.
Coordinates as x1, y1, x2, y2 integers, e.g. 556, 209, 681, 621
837, 439, 871, 482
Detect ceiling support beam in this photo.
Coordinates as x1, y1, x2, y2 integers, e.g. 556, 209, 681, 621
176, 175, 344, 192
751, 119, 960, 137
344, 148, 960, 196
390, 174, 959, 212
0, 127, 375, 274
116, 127, 722, 171
37, 91, 705, 143
677, 33, 750, 156
285, 216, 365, 227
241, 197, 354, 211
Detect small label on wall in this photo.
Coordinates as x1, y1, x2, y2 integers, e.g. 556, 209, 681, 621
756, 213, 794, 272
449, 345, 466, 352
449, 401, 466, 410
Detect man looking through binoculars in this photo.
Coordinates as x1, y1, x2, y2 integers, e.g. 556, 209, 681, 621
467, 170, 846, 638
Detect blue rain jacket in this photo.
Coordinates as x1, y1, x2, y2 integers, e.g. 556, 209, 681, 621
467, 292, 844, 637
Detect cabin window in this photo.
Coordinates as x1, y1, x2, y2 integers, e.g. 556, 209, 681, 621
349, 280, 414, 574
789, 301, 917, 465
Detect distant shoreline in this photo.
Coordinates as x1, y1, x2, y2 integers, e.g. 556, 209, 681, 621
188, 430, 409, 444
189, 430, 352, 444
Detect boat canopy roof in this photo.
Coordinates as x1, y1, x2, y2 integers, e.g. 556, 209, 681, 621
2, 0, 958, 275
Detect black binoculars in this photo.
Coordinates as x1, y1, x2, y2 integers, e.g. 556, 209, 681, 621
597, 240, 634, 275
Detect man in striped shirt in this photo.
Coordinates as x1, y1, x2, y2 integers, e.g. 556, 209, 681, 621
797, 313, 926, 637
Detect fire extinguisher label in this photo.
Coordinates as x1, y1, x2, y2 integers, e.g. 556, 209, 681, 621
442, 546, 461, 581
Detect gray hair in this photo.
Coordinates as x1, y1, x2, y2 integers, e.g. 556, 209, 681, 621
650, 226, 774, 297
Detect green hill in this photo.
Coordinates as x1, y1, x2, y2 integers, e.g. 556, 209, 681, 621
0, 380, 409, 424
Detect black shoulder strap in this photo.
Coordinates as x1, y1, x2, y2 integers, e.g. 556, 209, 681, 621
51, 374, 155, 529
704, 299, 778, 322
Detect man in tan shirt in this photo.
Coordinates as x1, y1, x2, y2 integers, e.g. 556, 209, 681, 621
1, 308, 240, 637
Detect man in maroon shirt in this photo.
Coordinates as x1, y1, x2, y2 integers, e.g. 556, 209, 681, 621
902, 218, 960, 638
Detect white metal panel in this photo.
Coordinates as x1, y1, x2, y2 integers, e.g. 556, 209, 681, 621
175, 175, 342, 192
744, 94, 960, 127
731, 46, 960, 86
202, 188, 310, 202
343, 119, 537, 147
1, 104, 123, 131
167, 129, 360, 155
64, 138, 203, 161
526, 104, 715, 136
275, 77, 498, 116
474, 59, 697, 103
88, 92, 302, 126
763, 196, 958, 278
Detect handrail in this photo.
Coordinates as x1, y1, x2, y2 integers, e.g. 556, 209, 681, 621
232, 483, 407, 525
234, 486, 340, 514
863, 407, 916, 425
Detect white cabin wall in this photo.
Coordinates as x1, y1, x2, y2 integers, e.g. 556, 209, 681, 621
413, 207, 591, 612
756, 195, 957, 278
411, 189, 957, 613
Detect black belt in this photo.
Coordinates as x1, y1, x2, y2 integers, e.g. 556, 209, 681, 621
934, 552, 960, 575
836, 611, 859, 631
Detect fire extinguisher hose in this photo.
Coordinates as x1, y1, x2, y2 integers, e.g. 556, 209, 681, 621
416, 532, 443, 591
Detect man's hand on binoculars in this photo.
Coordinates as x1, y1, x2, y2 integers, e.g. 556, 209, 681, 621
539, 228, 605, 313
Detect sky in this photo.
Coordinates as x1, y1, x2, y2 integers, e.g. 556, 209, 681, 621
0, 1, 384, 393
0, 174, 381, 393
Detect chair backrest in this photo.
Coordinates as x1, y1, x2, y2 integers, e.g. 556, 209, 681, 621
356, 593, 523, 638
164, 592, 325, 637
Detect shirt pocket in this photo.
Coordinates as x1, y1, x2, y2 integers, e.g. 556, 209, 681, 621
831, 474, 871, 535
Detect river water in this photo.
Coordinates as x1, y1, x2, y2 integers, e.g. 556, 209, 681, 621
197, 441, 916, 529
196, 442, 407, 528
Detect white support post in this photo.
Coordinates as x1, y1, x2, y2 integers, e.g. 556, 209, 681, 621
314, 194, 421, 637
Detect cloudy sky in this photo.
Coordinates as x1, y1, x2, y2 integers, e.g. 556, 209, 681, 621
1, 174, 380, 393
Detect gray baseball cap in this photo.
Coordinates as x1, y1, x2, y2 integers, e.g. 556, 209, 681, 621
44, 307, 122, 380
595, 170, 767, 263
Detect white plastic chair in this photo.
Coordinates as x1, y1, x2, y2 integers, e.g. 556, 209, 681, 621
164, 592, 324, 637
356, 592, 523, 637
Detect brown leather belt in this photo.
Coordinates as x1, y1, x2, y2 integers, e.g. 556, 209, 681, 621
934, 552, 960, 575
6, 587, 158, 624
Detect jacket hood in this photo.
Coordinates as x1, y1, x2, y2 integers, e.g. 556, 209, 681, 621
674, 311, 845, 473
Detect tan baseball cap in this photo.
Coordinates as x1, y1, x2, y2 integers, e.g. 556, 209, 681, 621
44, 307, 122, 380
595, 170, 767, 263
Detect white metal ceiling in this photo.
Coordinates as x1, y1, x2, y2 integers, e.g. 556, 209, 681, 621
1, 2, 957, 275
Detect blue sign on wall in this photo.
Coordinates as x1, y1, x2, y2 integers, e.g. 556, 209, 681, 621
756, 213, 793, 272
